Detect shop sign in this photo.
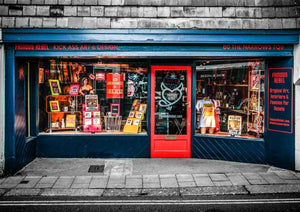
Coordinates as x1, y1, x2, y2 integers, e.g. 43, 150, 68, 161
267, 68, 293, 133
106, 73, 124, 98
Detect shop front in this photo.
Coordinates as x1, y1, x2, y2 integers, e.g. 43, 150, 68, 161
3, 29, 298, 173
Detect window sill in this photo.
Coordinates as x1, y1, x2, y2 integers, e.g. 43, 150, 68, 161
38, 132, 148, 136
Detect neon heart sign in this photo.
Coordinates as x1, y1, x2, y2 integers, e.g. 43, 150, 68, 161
158, 82, 183, 111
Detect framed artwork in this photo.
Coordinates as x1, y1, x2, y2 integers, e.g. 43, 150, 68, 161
66, 114, 76, 128
93, 118, 101, 125
126, 118, 133, 125
139, 104, 147, 112
93, 111, 100, 117
84, 112, 92, 118
49, 79, 61, 95
133, 118, 141, 126
110, 103, 120, 116
49, 101, 60, 112
128, 111, 135, 118
85, 95, 98, 111
228, 115, 242, 136
69, 84, 80, 95
84, 118, 92, 125
135, 111, 144, 119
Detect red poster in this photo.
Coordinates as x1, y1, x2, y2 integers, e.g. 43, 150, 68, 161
106, 73, 124, 98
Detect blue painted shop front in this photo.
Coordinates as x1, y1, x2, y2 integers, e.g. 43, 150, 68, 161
3, 29, 298, 174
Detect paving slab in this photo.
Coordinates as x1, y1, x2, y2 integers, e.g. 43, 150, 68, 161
41, 189, 104, 196
16, 176, 42, 188
180, 186, 248, 196
209, 173, 229, 181
71, 183, 90, 189
246, 184, 300, 194
274, 171, 298, 180
0, 176, 25, 189
4, 189, 41, 196
73, 176, 92, 184
243, 173, 265, 180
141, 188, 180, 196
143, 175, 160, 183
103, 189, 141, 197
37, 176, 58, 184
89, 176, 108, 189
213, 181, 233, 186
284, 180, 300, 184
259, 173, 285, 184
0, 178, 6, 184
107, 176, 125, 188
143, 182, 161, 189
178, 181, 197, 188
160, 176, 178, 188
176, 174, 194, 182
226, 173, 250, 186
125, 177, 142, 188
0, 189, 6, 196
248, 179, 268, 185
52, 176, 75, 189
193, 174, 215, 187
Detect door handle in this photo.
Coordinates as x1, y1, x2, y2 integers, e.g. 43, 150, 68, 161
186, 101, 191, 108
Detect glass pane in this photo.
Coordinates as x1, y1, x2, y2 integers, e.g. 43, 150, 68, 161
195, 60, 265, 139
154, 70, 187, 135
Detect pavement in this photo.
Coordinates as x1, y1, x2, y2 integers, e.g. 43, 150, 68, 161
0, 158, 300, 197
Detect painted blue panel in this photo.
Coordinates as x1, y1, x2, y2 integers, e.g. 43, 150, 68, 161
265, 57, 295, 170
192, 136, 265, 164
3, 29, 299, 44
36, 135, 150, 158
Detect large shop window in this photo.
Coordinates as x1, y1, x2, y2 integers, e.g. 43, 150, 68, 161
37, 58, 148, 134
195, 60, 265, 139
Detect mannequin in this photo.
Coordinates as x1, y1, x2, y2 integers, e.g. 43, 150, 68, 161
196, 96, 216, 134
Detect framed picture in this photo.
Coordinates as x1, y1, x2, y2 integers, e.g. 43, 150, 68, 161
84, 118, 92, 125
126, 118, 133, 125
93, 111, 100, 117
228, 115, 242, 136
95, 72, 105, 81
139, 104, 147, 112
135, 111, 144, 119
85, 95, 98, 111
93, 118, 101, 125
110, 103, 120, 116
128, 111, 135, 118
49, 101, 60, 112
66, 114, 76, 128
69, 84, 80, 95
84, 112, 92, 118
133, 118, 141, 126
49, 79, 61, 95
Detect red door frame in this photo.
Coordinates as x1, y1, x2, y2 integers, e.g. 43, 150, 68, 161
150, 66, 192, 158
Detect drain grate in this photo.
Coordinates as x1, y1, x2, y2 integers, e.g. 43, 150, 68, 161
88, 165, 104, 173
20, 180, 29, 184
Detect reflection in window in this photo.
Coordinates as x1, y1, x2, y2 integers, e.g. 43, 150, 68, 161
195, 60, 265, 139
37, 58, 148, 134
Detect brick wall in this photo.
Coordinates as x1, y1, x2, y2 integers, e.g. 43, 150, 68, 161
0, 0, 299, 29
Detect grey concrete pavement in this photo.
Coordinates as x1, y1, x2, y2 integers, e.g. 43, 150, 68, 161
0, 158, 300, 197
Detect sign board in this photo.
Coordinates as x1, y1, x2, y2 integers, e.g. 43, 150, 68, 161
267, 68, 293, 133
106, 73, 124, 98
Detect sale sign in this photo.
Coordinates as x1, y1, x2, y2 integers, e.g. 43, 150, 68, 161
106, 73, 124, 98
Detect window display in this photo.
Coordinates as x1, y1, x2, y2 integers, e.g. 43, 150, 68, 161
195, 60, 265, 139
38, 58, 148, 134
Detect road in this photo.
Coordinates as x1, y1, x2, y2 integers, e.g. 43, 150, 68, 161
1, 194, 300, 212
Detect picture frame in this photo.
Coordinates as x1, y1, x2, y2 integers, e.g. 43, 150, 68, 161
85, 95, 98, 111
69, 84, 80, 95
84, 118, 92, 125
93, 111, 100, 117
93, 118, 101, 125
128, 111, 135, 118
133, 118, 141, 126
84, 112, 92, 118
49, 101, 60, 112
110, 103, 120, 116
135, 111, 144, 119
139, 104, 147, 112
126, 118, 133, 125
228, 115, 242, 136
66, 114, 76, 128
95, 72, 105, 81
49, 79, 61, 95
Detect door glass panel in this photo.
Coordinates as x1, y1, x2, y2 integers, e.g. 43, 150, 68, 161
154, 70, 187, 135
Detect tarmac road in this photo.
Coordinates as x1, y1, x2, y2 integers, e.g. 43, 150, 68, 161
1, 193, 300, 212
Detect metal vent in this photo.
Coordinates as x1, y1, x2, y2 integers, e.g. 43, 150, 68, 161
88, 165, 104, 173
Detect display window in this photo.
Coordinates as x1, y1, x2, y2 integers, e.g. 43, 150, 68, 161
35, 58, 148, 134
195, 60, 265, 139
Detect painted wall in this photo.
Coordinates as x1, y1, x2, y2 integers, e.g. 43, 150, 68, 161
0, 0, 299, 29
294, 37, 300, 171
0, 29, 4, 176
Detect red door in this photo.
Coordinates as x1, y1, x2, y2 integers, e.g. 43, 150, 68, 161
151, 66, 191, 158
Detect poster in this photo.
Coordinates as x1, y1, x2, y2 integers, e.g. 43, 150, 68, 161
66, 114, 76, 128
228, 115, 242, 136
106, 73, 124, 98
267, 68, 293, 133
85, 95, 98, 111
110, 103, 120, 116
95, 72, 105, 81
49, 79, 61, 95
69, 84, 79, 95
49, 101, 60, 112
